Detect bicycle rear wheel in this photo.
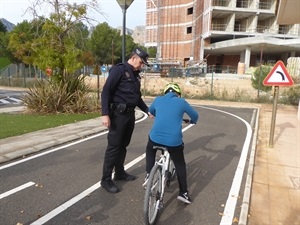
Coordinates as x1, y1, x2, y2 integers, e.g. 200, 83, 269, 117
143, 164, 162, 225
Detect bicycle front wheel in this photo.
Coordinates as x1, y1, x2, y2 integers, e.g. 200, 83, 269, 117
143, 164, 162, 225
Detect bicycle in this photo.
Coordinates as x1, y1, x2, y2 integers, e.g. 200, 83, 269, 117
143, 119, 193, 225
143, 145, 175, 225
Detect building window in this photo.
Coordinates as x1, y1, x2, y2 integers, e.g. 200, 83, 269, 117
187, 7, 193, 15
187, 26, 192, 34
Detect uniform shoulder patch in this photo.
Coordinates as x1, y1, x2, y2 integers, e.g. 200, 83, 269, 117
125, 71, 131, 78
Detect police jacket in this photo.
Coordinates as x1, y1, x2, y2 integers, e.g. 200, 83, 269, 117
101, 62, 148, 116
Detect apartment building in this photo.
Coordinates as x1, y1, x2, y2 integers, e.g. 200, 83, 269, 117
145, 0, 300, 72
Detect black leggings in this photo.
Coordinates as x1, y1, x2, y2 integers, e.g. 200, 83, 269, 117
145, 137, 188, 194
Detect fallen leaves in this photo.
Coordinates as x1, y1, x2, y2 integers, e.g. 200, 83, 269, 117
85, 215, 92, 220
35, 183, 43, 188
233, 217, 239, 223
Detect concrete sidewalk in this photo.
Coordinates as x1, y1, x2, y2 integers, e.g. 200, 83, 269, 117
248, 104, 300, 225
0, 115, 104, 163
0, 102, 299, 225
0, 108, 144, 163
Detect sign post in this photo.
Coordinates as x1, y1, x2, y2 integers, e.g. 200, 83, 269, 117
269, 86, 279, 147
263, 60, 294, 147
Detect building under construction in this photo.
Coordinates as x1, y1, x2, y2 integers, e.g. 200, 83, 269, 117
145, 0, 300, 74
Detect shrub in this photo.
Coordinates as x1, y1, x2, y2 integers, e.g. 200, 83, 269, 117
251, 65, 272, 92
23, 75, 97, 114
281, 85, 300, 105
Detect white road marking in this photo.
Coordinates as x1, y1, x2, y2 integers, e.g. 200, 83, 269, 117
8, 97, 23, 103
199, 106, 253, 225
31, 152, 148, 225
0, 99, 10, 104
0, 182, 35, 199
239, 109, 259, 225
0, 130, 109, 171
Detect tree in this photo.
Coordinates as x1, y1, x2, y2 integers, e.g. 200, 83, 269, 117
0, 20, 7, 33
8, 20, 43, 65
9, 0, 102, 81
89, 22, 147, 66
251, 65, 272, 92
8, 0, 104, 114
147, 47, 157, 58
0, 18, 17, 60
89, 22, 122, 65
125, 35, 139, 60
0, 32, 8, 57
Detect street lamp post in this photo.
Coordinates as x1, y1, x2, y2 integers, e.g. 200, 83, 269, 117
116, 0, 134, 62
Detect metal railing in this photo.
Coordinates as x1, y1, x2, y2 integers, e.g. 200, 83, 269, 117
0, 64, 47, 87
236, 0, 249, 8
212, 0, 230, 7
258, 1, 273, 10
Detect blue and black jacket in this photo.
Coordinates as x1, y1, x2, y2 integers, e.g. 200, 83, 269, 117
148, 92, 199, 147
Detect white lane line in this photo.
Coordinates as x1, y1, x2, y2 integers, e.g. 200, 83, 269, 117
0, 130, 109, 171
30, 118, 193, 225
0, 182, 35, 199
239, 108, 259, 225
31, 153, 148, 225
30, 182, 100, 225
0, 99, 10, 104
8, 97, 23, 103
200, 106, 253, 225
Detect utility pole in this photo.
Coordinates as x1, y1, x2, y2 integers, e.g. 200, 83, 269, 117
112, 39, 114, 65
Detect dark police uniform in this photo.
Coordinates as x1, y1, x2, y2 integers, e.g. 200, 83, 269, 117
101, 62, 148, 182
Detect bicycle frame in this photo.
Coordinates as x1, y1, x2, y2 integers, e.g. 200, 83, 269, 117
155, 148, 171, 205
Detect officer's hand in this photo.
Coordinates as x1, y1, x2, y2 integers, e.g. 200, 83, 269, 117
102, 115, 110, 127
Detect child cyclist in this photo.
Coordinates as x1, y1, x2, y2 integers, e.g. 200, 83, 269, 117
143, 83, 199, 204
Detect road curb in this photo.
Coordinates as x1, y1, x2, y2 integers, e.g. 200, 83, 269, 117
238, 107, 260, 225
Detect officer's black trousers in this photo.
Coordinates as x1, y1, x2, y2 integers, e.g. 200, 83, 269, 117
102, 111, 135, 181
145, 137, 188, 194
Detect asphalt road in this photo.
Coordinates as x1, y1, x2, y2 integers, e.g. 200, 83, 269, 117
0, 89, 25, 107
0, 105, 257, 225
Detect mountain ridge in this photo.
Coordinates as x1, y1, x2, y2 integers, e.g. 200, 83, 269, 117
0, 18, 15, 32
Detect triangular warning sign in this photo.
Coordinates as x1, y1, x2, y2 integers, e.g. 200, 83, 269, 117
263, 61, 294, 86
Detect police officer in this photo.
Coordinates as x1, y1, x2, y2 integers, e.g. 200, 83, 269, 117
100, 48, 150, 193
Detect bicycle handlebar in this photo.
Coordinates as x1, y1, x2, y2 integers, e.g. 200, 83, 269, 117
183, 118, 196, 124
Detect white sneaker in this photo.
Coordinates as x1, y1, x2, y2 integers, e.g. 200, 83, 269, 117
177, 192, 192, 204
142, 173, 149, 188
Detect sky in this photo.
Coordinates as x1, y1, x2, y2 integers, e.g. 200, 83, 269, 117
0, 0, 146, 29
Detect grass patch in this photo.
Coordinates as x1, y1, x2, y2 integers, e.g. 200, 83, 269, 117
0, 113, 100, 139
0, 57, 11, 69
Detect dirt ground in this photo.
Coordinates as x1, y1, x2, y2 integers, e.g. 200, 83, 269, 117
84, 75, 262, 99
